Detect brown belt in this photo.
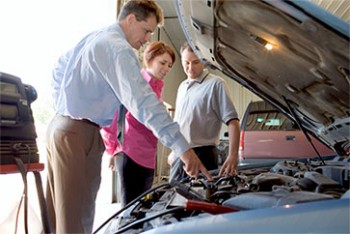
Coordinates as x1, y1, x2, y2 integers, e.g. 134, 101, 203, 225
58, 114, 100, 128
80, 118, 100, 128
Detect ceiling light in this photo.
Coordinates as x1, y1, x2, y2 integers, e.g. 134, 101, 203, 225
250, 34, 274, 51
264, 43, 273, 50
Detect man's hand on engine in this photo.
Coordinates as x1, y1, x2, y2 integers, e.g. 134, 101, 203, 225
180, 149, 213, 181
219, 153, 238, 177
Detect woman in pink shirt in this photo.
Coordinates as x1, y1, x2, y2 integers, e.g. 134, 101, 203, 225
101, 41, 175, 207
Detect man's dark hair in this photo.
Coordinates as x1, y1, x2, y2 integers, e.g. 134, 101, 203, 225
180, 42, 194, 55
118, 0, 164, 26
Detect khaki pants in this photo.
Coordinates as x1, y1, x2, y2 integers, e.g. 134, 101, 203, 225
45, 115, 105, 233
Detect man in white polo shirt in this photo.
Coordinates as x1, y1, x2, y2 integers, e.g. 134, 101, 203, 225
169, 42, 241, 181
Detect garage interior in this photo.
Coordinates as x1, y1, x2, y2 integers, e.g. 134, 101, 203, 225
100, 1, 350, 230
140, 0, 350, 185
0, 1, 348, 232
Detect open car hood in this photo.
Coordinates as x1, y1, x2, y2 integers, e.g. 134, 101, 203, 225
175, 0, 349, 155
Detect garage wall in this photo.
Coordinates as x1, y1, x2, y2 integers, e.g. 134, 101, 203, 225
153, 29, 185, 108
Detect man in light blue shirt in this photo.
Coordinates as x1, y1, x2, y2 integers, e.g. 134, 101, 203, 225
46, 1, 211, 233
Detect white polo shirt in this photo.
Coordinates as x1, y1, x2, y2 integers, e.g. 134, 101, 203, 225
174, 69, 238, 148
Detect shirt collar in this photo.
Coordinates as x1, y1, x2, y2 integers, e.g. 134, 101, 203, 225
186, 69, 209, 85
109, 22, 126, 39
141, 69, 164, 89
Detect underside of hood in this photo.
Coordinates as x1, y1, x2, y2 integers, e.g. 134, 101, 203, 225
175, 0, 350, 155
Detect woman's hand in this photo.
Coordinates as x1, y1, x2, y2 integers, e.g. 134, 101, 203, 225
109, 155, 116, 171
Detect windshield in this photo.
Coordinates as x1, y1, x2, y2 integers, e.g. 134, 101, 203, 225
246, 110, 297, 131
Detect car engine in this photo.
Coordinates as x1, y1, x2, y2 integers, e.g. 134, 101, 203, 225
101, 156, 349, 234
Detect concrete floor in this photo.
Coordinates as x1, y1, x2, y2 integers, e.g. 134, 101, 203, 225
93, 201, 121, 233
0, 155, 120, 233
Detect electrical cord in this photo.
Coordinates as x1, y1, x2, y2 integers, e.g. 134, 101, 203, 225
14, 193, 24, 234
12, 143, 32, 234
114, 207, 184, 234
92, 182, 171, 234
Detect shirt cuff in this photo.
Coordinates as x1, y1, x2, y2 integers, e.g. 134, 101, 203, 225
170, 133, 190, 158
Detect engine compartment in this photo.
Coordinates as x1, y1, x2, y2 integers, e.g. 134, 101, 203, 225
102, 156, 349, 233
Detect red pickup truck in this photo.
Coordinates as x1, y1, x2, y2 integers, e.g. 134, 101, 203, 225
239, 101, 336, 163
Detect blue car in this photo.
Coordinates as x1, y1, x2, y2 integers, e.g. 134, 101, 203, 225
99, 0, 350, 233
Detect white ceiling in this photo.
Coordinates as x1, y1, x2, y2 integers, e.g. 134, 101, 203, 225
311, 0, 350, 22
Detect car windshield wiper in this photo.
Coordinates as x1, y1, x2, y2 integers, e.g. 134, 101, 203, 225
282, 96, 326, 165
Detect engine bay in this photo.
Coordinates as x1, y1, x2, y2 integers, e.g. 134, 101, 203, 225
101, 156, 349, 233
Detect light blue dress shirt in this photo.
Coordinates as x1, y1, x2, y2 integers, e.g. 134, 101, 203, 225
52, 22, 189, 156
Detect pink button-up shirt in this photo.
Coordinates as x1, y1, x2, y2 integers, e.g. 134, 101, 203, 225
101, 69, 164, 169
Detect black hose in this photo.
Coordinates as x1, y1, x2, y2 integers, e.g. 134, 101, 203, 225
114, 207, 184, 234
92, 182, 171, 234
12, 143, 31, 234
